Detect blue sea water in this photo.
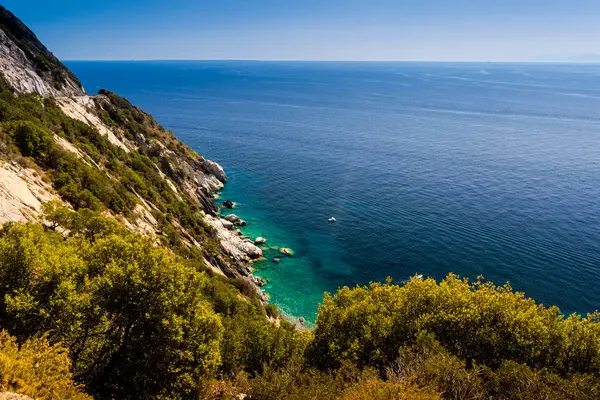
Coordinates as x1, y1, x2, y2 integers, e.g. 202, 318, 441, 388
68, 61, 600, 322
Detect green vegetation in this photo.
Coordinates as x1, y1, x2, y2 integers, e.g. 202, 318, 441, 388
0, 75, 223, 266
0, 331, 91, 399
2, 207, 600, 398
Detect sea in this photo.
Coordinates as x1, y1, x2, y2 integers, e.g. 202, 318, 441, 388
68, 61, 600, 323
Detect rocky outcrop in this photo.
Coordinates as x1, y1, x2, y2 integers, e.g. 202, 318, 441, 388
222, 199, 235, 209
56, 96, 132, 153
206, 215, 263, 263
202, 160, 227, 183
220, 218, 235, 230
0, 162, 58, 224
224, 214, 240, 223
0, 6, 84, 97
280, 248, 294, 256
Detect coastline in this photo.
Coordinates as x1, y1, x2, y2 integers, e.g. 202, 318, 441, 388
208, 176, 309, 328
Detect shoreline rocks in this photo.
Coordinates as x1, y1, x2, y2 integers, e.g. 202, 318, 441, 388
202, 160, 227, 183
222, 199, 235, 209
205, 215, 264, 263
255, 237, 267, 245
223, 214, 239, 223
220, 219, 234, 230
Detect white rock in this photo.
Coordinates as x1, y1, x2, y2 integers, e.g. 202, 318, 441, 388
203, 160, 227, 183
220, 219, 234, 230
0, 28, 84, 97
242, 242, 263, 259
223, 214, 240, 223
255, 237, 267, 245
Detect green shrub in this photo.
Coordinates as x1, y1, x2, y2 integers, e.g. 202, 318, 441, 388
3, 120, 54, 159
0, 330, 91, 400
309, 275, 600, 377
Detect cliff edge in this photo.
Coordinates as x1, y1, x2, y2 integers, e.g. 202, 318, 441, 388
0, 6, 262, 283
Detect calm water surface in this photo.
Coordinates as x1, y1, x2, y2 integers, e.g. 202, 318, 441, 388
69, 61, 600, 321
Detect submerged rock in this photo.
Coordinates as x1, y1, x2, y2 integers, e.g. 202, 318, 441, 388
280, 248, 294, 256
272, 257, 281, 263
235, 219, 247, 227
255, 237, 267, 245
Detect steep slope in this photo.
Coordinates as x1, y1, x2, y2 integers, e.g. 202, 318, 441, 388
0, 6, 84, 96
0, 6, 263, 283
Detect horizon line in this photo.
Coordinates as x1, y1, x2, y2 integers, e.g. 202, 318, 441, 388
62, 59, 600, 65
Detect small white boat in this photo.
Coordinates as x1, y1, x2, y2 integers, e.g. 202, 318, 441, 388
328, 217, 337, 223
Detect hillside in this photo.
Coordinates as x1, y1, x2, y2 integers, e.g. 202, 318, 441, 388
0, 6, 600, 400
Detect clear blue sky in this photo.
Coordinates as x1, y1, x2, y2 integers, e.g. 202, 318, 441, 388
3, 0, 600, 61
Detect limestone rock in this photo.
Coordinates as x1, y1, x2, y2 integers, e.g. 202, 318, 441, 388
223, 214, 240, 223
0, 7, 85, 97
202, 160, 227, 183
242, 242, 263, 259
220, 219, 234, 230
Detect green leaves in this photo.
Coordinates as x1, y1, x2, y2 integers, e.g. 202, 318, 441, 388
310, 275, 600, 377
0, 215, 224, 399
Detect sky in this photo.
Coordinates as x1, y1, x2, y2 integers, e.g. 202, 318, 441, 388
3, 0, 600, 62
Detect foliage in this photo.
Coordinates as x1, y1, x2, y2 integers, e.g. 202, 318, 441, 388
0, 330, 91, 399
0, 32, 598, 398
0, 213, 224, 399
309, 275, 600, 377
340, 378, 441, 400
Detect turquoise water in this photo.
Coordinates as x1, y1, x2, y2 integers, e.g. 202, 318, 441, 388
69, 61, 600, 322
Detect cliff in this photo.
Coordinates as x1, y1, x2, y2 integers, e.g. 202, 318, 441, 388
0, 6, 84, 96
0, 5, 262, 284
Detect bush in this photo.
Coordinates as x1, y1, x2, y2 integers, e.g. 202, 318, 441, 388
3, 120, 54, 159
309, 275, 600, 377
341, 378, 441, 400
0, 330, 91, 400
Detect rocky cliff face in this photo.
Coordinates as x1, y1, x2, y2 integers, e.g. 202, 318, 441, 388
0, 7, 263, 283
0, 6, 84, 97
